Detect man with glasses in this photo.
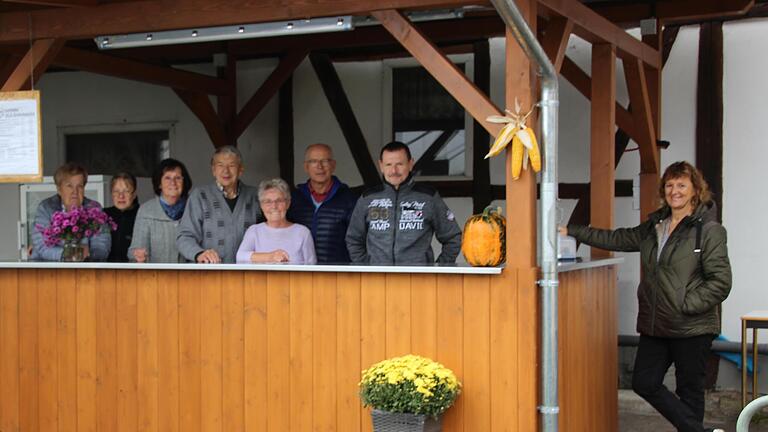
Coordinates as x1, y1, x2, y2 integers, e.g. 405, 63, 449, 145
177, 145, 261, 263
287, 143, 358, 263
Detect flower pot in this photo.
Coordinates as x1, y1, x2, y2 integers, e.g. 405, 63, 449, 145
61, 241, 86, 262
370, 409, 442, 432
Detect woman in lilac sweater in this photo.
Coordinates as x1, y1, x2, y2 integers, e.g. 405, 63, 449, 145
236, 178, 317, 264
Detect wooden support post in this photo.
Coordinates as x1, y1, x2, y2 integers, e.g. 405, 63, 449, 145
1, 38, 64, 92
372, 9, 503, 135
696, 21, 724, 221
625, 58, 659, 219
472, 40, 492, 213
504, 23, 536, 270
278, 76, 294, 184
590, 44, 616, 258
217, 53, 237, 147
174, 89, 227, 149
309, 52, 380, 187
235, 50, 307, 138
500, 2, 539, 430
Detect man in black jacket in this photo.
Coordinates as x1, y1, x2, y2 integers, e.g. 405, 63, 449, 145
287, 144, 358, 263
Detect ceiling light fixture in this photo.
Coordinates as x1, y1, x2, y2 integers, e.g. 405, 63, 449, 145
94, 15, 353, 50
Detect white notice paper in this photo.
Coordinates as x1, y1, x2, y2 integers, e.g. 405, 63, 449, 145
0, 97, 39, 176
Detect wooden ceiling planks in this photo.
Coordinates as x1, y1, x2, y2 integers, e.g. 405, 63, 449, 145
1, 0, 99, 7
590, 0, 754, 27
53, 47, 230, 95
0, 0, 480, 43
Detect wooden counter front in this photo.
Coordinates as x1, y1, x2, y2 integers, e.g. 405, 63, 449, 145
0, 261, 617, 432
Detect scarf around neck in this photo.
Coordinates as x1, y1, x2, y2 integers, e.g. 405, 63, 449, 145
159, 196, 186, 221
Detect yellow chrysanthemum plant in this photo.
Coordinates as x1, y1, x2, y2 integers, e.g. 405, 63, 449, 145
359, 354, 462, 419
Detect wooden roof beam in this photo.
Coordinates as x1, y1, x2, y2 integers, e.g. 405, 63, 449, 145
174, 89, 228, 149
234, 49, 307, 138
589, 0, 753, 26
0, 0, 479, 43
372, 9, 503, 136
560, 55, 637, 144
537, 0, 660, 69
540, 16, 573, 72
623, 57, 658, 174
1, 38, 64, 91
1, 0, 99, 6
53, 47, 230, 95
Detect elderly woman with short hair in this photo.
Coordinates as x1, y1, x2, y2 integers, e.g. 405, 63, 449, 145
30, 162, 111, 261
236, 178, 316, 264
128, 158, 193, 263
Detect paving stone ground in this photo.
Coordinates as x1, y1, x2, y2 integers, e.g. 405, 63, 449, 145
619, 389, 768, 432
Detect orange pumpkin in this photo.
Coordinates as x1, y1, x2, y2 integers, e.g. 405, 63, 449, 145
461, 206, 506, 267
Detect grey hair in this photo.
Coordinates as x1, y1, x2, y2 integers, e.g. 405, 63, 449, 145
258, 178, 291, 202
211, 145, 243, 165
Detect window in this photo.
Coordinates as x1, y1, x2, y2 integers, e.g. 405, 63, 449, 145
59, 122, 173, 177
383, 55, 473, 179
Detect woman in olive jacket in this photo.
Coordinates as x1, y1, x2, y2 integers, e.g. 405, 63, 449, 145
562, 161, 731, 432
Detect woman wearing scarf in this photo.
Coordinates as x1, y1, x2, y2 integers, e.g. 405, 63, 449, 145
128, 158, 193, 263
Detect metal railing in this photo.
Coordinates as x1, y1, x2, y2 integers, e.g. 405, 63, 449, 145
737, 395, 768, 432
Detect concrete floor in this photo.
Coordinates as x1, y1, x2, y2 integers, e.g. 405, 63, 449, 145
619, 390, 768, 432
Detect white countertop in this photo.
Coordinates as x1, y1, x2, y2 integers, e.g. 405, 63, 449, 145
0, 257, 623, 274
0, 260, 502, 274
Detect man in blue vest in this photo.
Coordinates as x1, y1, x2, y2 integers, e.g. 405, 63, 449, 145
287, 143, 358, 263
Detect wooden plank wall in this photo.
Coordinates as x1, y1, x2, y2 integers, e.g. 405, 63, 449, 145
0, 266, 613, 431
558, 265, 618, 432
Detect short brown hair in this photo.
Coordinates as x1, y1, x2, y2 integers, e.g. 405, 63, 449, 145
54, 163, 88, 187
658, 161, 711, 209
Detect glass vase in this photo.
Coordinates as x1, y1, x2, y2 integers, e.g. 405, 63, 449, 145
61, 241, 86, 262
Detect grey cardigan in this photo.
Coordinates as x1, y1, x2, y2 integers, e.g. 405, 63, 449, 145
128, 197, 184, 263
176, 182, 261, 263
30, 195, 111, 261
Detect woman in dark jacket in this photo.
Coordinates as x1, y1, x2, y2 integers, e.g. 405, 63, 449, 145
104, 172, 139, 262
561, 161, 731, 432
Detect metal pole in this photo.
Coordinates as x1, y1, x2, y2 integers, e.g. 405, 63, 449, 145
489, 1, 560, 431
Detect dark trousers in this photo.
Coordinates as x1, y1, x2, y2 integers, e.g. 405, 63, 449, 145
631, 334, 714, 432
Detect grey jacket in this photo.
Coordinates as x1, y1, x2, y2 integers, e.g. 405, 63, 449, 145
345, 177, 462, 265
176, 183, 261, 263
30, 195, 111, 261
128, 197, 184, 263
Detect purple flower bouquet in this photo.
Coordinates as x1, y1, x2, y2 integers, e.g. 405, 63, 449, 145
36, 205, 117, 247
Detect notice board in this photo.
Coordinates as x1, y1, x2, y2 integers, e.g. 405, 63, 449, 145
0, 90, 42, 183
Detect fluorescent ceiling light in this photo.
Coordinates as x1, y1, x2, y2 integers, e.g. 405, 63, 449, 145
95, 16, 353, 50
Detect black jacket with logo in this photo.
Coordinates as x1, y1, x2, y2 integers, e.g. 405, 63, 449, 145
345, 177, 462, 265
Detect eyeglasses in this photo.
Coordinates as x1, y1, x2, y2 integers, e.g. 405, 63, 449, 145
162, 175, 184, 183
305, 159, 333, 167
112, 189, 134, 196
260, 198, 288, 206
